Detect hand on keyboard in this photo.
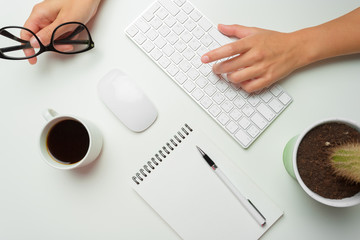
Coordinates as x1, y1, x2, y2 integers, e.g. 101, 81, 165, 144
126, 0, 292, 148
201, 24, 305, 93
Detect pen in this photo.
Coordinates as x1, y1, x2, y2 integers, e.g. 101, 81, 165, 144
196, 146, 266, 227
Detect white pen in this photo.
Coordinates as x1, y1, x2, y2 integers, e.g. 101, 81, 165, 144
196, 146, 266, 227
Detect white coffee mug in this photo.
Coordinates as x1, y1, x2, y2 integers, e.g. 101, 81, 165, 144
39, 109, 103, 170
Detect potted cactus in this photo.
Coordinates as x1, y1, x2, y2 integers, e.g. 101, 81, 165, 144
283, 118, 360, 207
330, 142, 360, 184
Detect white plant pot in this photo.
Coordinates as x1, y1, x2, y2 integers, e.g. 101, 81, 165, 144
283, 118, 360, 207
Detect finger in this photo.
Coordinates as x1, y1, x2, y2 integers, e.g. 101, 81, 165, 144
227, 67, 263, 84
201, 40, 249, 63
239, 78, 270, 93
212, 50, 263, 74
218, 24, 255, 39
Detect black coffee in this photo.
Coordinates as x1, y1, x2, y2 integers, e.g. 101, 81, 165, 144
47, 119, 90, 164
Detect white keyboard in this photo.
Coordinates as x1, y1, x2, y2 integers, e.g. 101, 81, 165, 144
125, 0, 292, 148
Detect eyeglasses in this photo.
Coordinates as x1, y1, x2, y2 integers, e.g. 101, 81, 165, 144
0, 22, 94, 60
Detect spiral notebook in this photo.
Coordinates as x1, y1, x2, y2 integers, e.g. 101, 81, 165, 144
130, 123, 283, 240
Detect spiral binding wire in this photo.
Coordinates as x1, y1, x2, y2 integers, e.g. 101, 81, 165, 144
132, 124, 193, 185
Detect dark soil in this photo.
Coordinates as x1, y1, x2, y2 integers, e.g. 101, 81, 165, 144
297, 122, 360, 199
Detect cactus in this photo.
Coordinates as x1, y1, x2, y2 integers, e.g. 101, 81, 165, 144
330, 142, 360, 184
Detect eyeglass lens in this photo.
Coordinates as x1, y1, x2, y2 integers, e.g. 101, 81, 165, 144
0, 27, 40, 59
52, 23, 91, 53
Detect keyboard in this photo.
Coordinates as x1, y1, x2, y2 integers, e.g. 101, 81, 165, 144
125, 0, 292, 148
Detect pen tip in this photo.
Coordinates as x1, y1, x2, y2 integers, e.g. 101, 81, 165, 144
196, 146, 205, 155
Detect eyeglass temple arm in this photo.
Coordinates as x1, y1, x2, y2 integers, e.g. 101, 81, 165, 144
1, 30, 29, 44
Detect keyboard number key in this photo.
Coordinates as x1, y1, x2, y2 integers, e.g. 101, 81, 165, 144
279, 92, 291, 105
226, 121, 239, 134
251, 113, 267, 130
247, 125, 260, 138
235, 130, 252, 147
269, 98, 284, 113
256, 103, 275, 121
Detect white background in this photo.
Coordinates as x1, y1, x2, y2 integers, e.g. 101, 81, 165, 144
1, 0, 360, 239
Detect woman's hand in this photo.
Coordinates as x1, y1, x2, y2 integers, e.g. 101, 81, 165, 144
201, 24, 305, 93
23, 0, 101, 64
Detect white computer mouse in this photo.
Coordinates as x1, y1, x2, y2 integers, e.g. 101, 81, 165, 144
98, 69, 158, 132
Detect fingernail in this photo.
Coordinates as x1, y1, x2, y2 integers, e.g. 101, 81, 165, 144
30, 36, 40, 48
201, 55, 210, 63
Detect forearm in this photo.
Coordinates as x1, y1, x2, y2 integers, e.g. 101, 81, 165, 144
295, 7, 360, 67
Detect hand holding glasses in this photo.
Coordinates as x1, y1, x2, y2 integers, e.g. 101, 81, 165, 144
0, 22, 94, 60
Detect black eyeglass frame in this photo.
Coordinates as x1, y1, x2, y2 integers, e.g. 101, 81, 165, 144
0, 21, 94, 60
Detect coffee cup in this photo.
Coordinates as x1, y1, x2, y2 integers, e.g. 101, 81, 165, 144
39, 109, 103, 170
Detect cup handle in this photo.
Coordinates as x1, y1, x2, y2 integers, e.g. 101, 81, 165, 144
43, 109, 58, 122
283, 135, 299, 179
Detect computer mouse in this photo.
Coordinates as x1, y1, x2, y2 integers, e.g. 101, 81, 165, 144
98, 69, 158, 132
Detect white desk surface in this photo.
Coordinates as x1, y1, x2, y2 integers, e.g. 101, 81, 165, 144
1, 0, 360, 239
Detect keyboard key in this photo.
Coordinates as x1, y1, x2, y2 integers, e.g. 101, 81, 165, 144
221, 101, 233, 113
218, 113, 230, 125
191, 88, 204, 100
173, 23, 185, 35
233, 96, 245, 108
184, 19, 197, 32
242, 104, 254, 117
209, 105, 221, 117
159, 25, 171, 37
213, 92, 225, 104
200, 95, 212, 109
162, 44, 175, 56
146, 28, 159, 41
134, 32, 147, 44
239, 117, 251, 129
142, 40, 155, 52
184, 80, 196, 92
251, 113, 267, 130
235, 130, 252, 147
181, 2, 194, 14
158, 55, 170, 68
269, 98, 283, 113
136, 18, 151, 33
279, 92, 291, 105
154, 36, 167, 48
174, 40, 187, 52
226, 121, 239, 134
180, 31, 193, 43
179, 60, 191, 72
257, 103, 275, 121
260, 90, 273, 103
247, 125, 260, 138
175, 10, 188, 23
200, 34, 213, 47
143, 2, 161, 21
204, 85, 216, 96
190, 9, 202, 21
150, 48, 163, 60
159, 0, 180, 16
165, 32, 179, 45
175, 71, 187, 84
164, 15, 176, 27
126, 25, 139, 37
187, 68, 200, 80
216, 80, 229, 92
193, 27, 205, 39
156, 7, 168, 19
208, 73, 220, 84
196, 76, 208, 88
248, 95, 260, 106
270, 85, 282, 96
174, 0, 186, 7
150, 17, 163, 29
208, 27, 230, 46
225, 88, 237, 100
166, 64, 179, 76
230, 109, 242, 121
198, 17, 212, 31
199, 64, 211, 76
188, 38, 201, 50
171, 52, 183, 64
183, 48, 195, 60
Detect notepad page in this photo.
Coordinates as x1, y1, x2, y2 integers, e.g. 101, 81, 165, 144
131, 125, 282, 240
